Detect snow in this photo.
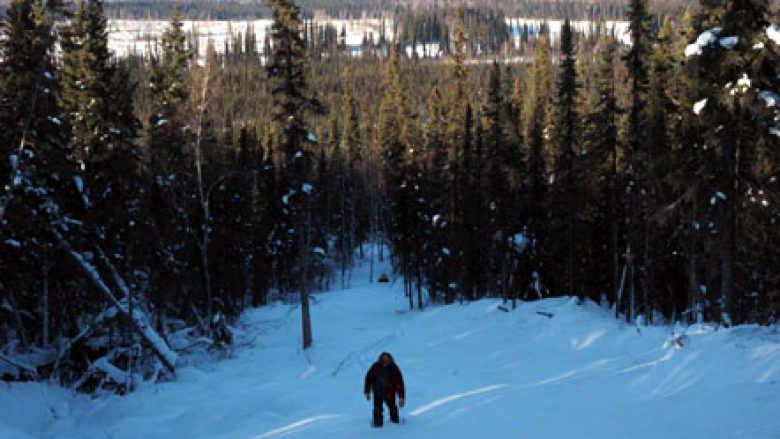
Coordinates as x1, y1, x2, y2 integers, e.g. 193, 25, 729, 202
92, 356, 130, 385
737, 73, 751, 89
302, 183, 313, 195
405, 43, 442, 59
685, 28, 722, 57
719, 36, 738, 49
104, 18, 627, 62
710, 191, 726, 206
758, 90, 779, 108
130, 307, 178, 370
282, 189, 296, 205
767, 24, 780, 45
64, 245, 177, 371
4, 239, 21, 248
511, 232, 528, 251
1, 254, 779, 438
105, 18, 395, 61
507, 18, 631, 47
73, 175, 84, 194
693, 98, 708, 115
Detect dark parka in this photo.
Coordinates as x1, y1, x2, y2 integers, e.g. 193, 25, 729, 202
364, 352, 405, 402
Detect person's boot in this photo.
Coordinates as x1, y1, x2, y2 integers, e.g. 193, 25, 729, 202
373, 411, 383, 428
389, 406, 400, 423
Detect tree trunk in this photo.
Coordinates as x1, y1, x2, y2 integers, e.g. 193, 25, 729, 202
300, 201, 313, 350
719, 124, 736, 326
8, 291, 29, 348
58, 234, 177, 372
568, 215, 574, 298
42, 257, 50, 348
628, 262, 635, 324
417, 264, 424, 310
689, 195, 703, 324
643, 220, 651, 325
194, 58, 213, 330
610, 148, 620, 317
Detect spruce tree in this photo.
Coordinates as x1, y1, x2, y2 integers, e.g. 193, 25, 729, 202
523, 30, 553, 299
551, 19, 580, 298
685, 0, 780, 324
436, 6, 470, 304
60, 0, 141, 281
664, 7, 713, 323
266, 0, 317, 347
482, 61, 518, 300
144, 6, 197, 329
422, 86, 450, 301
584, 33, 621, 309
379, 43, 416, 309
621, 0, 653, 323
0, 0, 72, 357
339, 72, 361, 284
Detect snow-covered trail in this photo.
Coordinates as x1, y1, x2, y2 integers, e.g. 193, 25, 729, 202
2, 256, 780, 439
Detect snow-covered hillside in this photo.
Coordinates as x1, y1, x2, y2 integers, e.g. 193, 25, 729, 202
106, 18, 392, 59
507, 18, 632, 46
104, 17, 631, 61
1, 256, 779, 439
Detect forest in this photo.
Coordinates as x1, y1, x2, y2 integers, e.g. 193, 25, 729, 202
97, 0, 635, 20
0, 0, 685, 20
0, 0, 778, 395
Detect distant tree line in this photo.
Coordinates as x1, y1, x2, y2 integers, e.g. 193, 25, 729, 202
97, 0, 636, 20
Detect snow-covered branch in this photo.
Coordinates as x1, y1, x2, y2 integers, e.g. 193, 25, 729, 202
53, 232, 177, 372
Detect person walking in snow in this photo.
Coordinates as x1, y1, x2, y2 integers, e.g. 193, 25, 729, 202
364, 352, 405, 427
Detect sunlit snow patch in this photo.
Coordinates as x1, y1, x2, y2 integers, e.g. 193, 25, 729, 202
410, 384, 509, 416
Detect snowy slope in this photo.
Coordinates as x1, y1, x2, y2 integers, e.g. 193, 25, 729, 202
1, 254, 779, 439
106, 19, 393, 60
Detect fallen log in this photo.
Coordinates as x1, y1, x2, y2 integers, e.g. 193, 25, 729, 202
54, 232, 177, 373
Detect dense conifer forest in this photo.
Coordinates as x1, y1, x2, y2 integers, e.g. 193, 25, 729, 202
0, 0, 699, 20
1, 0, 778, 394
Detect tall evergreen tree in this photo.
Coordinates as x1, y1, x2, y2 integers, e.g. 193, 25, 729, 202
422, 86, 450, 301
621, 0, 653, 323
523, 30, 553, 299
60, 0, 141, 282
685, 0, 780, 324
0, 0, 72, 357
584, 33, 621, 309
339, 71, 362, 284
551, 19, 580, 297
379, 43, 419, 309
438, 5, 470, 304
265, 0, 317, 348
666, 7, 712, 323
145, 6, 195, 321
